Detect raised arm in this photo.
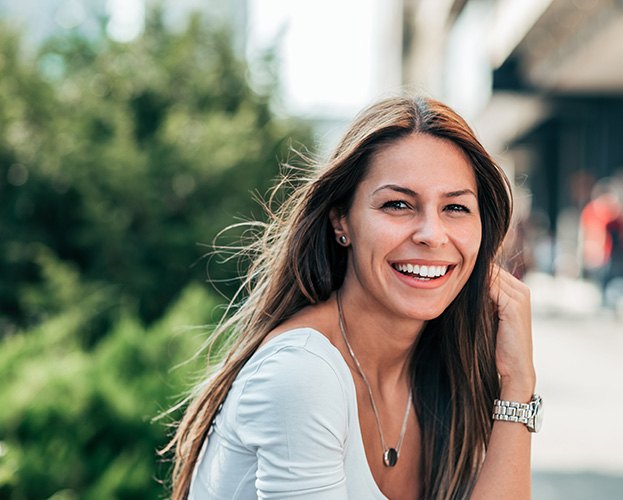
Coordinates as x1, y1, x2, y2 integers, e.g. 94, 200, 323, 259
471, 266, 538, 500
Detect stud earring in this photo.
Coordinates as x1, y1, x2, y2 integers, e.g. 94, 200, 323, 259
338, 235, 348, 246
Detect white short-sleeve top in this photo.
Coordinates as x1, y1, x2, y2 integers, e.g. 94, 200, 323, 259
189, 328, 389, 499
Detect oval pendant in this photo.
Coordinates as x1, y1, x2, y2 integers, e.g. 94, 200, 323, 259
383, 448, 398, 467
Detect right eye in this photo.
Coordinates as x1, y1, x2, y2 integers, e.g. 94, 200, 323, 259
381, 200, 410, 210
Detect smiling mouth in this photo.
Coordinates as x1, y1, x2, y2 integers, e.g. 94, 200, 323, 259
391, 263, 454, 280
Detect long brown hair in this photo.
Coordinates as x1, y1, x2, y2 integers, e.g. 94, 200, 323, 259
164, 95, 512, 499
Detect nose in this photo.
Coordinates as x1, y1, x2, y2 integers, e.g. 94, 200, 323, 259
411, 209, 449, 248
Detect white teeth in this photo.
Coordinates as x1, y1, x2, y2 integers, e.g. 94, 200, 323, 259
394, 263, 449, 279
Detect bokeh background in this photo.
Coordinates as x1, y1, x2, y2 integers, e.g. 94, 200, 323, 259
1, 0, 622, 499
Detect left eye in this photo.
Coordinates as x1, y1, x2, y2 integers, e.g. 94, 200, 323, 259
445, 204, 470, 213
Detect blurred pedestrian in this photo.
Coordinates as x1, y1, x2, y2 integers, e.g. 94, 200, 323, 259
580, 178, 623, 296
166, 96, 542, 499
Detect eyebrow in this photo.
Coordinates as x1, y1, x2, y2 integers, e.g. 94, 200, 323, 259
372, 184, 477, 198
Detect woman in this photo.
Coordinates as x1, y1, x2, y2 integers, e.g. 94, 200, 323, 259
166, 96, 542, 499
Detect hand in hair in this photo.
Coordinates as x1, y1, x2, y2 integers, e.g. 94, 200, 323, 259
489, 265, 536, 401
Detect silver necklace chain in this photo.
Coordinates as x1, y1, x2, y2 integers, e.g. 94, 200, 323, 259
336, 292, 412, 467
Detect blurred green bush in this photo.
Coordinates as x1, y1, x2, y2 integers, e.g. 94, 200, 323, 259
0, 265, 214, 498
0, 8, 312, 499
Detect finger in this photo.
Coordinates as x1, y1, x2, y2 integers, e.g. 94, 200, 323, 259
497, 272, 530, 303
490, 266, 530, 315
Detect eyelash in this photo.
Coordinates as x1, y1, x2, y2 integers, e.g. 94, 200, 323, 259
381, 200, 410, 210
381, 200, 472, 214
445, 204, 471, 214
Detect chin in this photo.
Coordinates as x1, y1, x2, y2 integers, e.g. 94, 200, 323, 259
420, 311, 447, 322
403, 305, 450, 322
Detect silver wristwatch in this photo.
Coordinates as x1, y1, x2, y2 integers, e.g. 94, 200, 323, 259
492, 394, 543, 433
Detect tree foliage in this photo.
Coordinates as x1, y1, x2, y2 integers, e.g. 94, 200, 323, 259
0, 255, 215, 498
0, 10, 310, 330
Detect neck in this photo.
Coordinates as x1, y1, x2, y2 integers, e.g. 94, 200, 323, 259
334, 285, 424, 393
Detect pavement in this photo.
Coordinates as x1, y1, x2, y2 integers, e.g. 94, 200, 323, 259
525, 273, 623, 499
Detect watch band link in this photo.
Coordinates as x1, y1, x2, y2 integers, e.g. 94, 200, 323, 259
492, 398, 532, 424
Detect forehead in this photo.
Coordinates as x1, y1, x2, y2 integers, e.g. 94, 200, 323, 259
362, 133, 477, 193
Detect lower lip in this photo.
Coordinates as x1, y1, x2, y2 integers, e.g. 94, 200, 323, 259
391, 265, 455, 289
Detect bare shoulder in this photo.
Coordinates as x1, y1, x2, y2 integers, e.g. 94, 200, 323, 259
260, 295, 339, 348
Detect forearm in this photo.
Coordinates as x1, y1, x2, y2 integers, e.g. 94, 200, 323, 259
470, 380, 535, 500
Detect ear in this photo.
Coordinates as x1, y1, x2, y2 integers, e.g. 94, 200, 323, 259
330, 207, 351, 246
329, 207, 348, 235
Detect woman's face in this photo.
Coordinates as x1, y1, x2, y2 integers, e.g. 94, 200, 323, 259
333, 133, 482, 322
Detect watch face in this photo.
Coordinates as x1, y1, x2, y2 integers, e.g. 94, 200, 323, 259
531, 395, 544, 433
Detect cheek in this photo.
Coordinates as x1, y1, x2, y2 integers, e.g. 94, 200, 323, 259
350, 222, 395, 262
345, 216, 402, 272
455, 221, 482, 264
347, 210, 399, 245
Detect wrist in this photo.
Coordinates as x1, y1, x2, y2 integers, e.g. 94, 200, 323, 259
499, 374, 536, 402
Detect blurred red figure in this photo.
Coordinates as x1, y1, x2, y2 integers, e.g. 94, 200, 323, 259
580, 179, 622, 289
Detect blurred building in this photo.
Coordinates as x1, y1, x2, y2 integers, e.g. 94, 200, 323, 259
404, 0, 623, 276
